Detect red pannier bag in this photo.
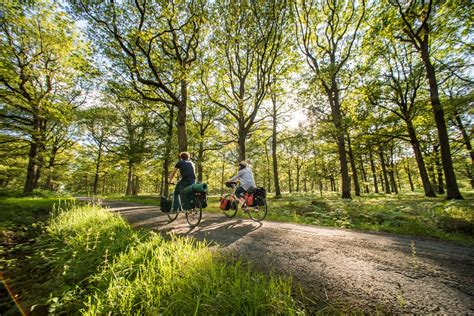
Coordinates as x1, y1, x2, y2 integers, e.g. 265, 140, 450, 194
220, 196, 231, 210
245, 193, 254, 207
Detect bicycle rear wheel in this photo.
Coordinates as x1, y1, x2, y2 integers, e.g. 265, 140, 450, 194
186, 199, 202, 227
222, 194, 238, 218
167, 194, 179, 222
248, 196, 267, 222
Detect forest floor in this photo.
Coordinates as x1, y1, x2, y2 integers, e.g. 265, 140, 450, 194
76, 197, 474, 314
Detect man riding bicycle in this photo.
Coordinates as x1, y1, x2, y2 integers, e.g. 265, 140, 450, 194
227, 161, 256, 209
169, 152, 196, 211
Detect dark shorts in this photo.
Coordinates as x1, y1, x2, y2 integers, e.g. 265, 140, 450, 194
235, 186, 245, 198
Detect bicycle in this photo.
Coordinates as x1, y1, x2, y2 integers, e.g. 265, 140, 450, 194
166, 183, 203, 227
221, 182, 267, 222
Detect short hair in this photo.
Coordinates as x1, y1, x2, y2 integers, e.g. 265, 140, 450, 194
180, 152, 190, 160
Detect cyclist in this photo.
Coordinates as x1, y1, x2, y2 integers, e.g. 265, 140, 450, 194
227, 161, 256, 209
169, 152, 196, 211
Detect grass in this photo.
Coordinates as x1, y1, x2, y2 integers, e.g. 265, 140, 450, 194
1, 197, 303, 315
106, 191, 474, 246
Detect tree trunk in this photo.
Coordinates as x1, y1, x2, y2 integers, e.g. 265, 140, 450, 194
454, 113, 474, 189
238, 129, 246, 162
162, 108, 174, 197
379, 150, 391, 194
389, 166, 398, 194
197, 139, 204, 182
92, 142, 103, 195
43, 146, 58, 190
132, 175, 139, 196
296, 159, 301, 192
406, 120, 436, 197
328, 86, 350, 198
272, 107, 282, 197
102, 173, 107, 195
434, 145, 445, 194
264, 141, 272, 192
405, 163, 415, 192
420, 44, 462, 199
24, 134, 41, 193
287, 167, 293, 193
427, 159, 437, 194
347, 136, 361, 196
220, 155, 225, 195
330, 175, 336, 192
369, 151, 379, 193
126, 162, 134, 196
360, 158, 370, 193
177, 80, 188, 152
379, 173, 385, 192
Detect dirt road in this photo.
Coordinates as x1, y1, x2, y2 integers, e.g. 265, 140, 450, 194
78, 198, 474, 314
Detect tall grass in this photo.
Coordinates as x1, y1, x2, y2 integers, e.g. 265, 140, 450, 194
2, 198, 303, 315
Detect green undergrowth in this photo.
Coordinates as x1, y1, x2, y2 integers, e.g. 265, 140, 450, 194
1, 197, 303, 315
108, 191, 474, 245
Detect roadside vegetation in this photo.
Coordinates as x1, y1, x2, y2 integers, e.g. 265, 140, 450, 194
0, 195, 303, 315
109, 191, 474, 246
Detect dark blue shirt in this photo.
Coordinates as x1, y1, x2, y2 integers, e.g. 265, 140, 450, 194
175, 159, 196, 183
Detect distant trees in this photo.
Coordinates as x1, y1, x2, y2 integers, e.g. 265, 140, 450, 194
1, 0, 471, 198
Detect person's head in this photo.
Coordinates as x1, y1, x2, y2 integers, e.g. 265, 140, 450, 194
179, 152, 190, 160
238, 161, 248, 170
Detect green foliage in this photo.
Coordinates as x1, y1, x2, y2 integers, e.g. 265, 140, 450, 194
1, 197, 303, 314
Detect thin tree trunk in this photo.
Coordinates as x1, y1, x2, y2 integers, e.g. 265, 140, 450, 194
177, 80, 188, 152
454, 113, 474, 188
162, 108, 174, 197
197, 140, 204, 182
44, 146, 58, 190
347, 136, 361, 196
369, 151, 379, 193
92, 142, 103, 195
434, 145, 445, 194
126, 162, 134, 196
379, 150, 391, 194
406, 120, 436, 197
405, 163, 415, 192
360, 158, 370, 193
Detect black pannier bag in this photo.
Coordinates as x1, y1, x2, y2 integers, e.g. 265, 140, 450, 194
195, 192, 208, 208
161, 196, 172, 212
254, 187, 266, 206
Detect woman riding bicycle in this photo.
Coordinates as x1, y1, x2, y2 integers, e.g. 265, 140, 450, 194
227, 161, 255, 209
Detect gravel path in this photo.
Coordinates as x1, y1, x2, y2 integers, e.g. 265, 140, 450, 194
77, 198, 474, 314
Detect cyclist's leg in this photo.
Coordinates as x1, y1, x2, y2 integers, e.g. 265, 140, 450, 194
235, 186, 246, 207
173, 181, 184, 211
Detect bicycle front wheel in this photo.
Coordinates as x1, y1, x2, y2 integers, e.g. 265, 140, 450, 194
186, 199, 202, 227
223, 195, 238, 218
248, 196, 267, 222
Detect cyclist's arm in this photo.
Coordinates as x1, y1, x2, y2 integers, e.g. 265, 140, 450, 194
169, 168, 178, 183
228, 174, 239, 183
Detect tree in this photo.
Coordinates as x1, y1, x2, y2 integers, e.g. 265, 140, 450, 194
294, 0, 366, 199
0, 1, 89, 193
387, 0, 465, 199
203, 0, 288, 161
363, 37, 436, 197
71, 0, 207, 152
80, 106, 117, 195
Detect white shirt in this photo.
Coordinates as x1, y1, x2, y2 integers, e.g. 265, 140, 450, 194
229, 167, 256, 191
